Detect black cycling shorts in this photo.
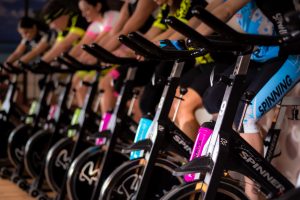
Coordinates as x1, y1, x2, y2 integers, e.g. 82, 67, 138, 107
202, 56, 287, 127
179, 62, 230, 97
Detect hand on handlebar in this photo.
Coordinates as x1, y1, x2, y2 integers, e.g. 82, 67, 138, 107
112, 45, 136, 58
135, 40, 160, 61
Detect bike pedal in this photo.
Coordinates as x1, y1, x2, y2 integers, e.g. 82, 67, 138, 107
121, 139, 152, 153
173, 156, 213, 176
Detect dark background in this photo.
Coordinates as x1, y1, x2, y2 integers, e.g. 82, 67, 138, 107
0, 0, 46, 43
0, 0, 47, 61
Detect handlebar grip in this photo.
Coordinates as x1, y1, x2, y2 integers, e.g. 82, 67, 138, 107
127, 32, 209, 60
165, 17, 211, 49
6, 62, 24, 74
118, 35, 158, 59
128, 32, 164, 57
166, 16, 250, 53
88, 43, 138, 64
56, 56, 80, 70
62, 53, 84, 69
0, 63, 13, 73
87, 43, 117, 61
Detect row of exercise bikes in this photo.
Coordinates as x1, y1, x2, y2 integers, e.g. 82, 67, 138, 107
0, 7, 300, 200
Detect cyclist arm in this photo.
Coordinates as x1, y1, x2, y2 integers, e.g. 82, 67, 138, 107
168, 0, 225, 40
102, 0, 158, 51
19, 37, 49, 64
97, 31, 114, 46
42, 32, 82, 62
69, 33, 95, 58
76, 32, 110, 64
94, 30, 110, 45
195, 0, 250, 36
151, 28, 175, 41
5, 42, 26, 63
98, 2, 130, 46
144, 26, 165, 40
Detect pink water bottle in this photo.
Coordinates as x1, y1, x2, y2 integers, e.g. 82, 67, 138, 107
184, 121, 214, 182
95, 112, 112, 145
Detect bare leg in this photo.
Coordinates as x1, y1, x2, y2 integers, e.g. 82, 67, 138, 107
76, 75, 94, 107
99, 74, 117, 115
170, 88, 202, 141
128, 94, 143, 123
71, 74, 81, 107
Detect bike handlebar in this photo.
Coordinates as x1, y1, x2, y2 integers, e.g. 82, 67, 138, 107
0, 63, 14, 73
165, 16, 251, 53
118, 35, 158, 59
191, 6, 284, 46
86, 43, 138, 65
126, 32, 209, 60
61, 52, 111, 71
3, 62, 24, 74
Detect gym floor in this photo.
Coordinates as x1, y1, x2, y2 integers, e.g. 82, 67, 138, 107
0, 178, 34, 200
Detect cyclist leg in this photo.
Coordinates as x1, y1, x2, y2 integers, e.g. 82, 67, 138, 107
139, 60, 175, 116
203, 60, 274, 200
99, 66, 125, 114
237, 56, 300, 200
170, 64, 215, 140
76, 71, 97, 107
72, 71, 88, 107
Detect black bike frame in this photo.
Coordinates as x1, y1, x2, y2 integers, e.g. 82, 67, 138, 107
199, 54, 295, 200
30, 74, 73, 193
131, 60, 192, 200
56, 72, 101, 200
91, 66, 138, 200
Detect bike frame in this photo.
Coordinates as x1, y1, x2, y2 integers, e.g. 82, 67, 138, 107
131, 60, 194, 200
91, 66, 139, 200
29, 73, 73, 193
199, 54, 295, 200
55, 72, 101, 200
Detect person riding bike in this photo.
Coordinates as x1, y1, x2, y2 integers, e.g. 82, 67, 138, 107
40, 0, 89, 63
189, 0, 300, 199
102, 0, 209, 123
90, 0, 159, 116
5, 16, 56, 66
69, 0, 121, 107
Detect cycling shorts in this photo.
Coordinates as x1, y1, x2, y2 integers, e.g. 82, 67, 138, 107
203, 55, 300, 134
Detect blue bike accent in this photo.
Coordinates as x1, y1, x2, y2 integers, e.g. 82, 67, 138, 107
130, 117, 153, 160
237, 1, 279, 62
244, 55, 300, 128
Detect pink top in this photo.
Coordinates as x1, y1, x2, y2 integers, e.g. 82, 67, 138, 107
86, 11, 119, 39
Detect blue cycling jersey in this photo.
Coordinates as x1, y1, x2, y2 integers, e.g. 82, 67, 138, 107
236, 1, 279, 62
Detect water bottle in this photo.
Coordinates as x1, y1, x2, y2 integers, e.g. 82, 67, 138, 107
130, 114, 153, 160
95, 111, 113, 145
184, 121, 215, 182
25, 100, 38, 124
67, 108, 82, 138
